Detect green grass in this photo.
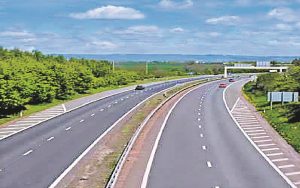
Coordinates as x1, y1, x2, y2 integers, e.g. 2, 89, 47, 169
244, 82, 300, 152
0, 75, 193, 127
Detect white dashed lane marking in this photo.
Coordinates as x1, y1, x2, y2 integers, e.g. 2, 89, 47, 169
65, 127, 71, 131
23, 150, 33, 156
47, 137, 54, 141
91, 114, 95, 117
207, 161, 212, 168
80, 119, 84, 123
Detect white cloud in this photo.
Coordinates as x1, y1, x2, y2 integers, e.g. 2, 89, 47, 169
206, 16, 241, 25
268, 8, 297, 22
87, 41, 118, 50
70, 5, 145, 20
208, 32, 221, 37
275, 23, 293, 31
159, 0, 193, 9
0, 30, 34, 38
170, 27, 185, 33
114, 25, 161, 36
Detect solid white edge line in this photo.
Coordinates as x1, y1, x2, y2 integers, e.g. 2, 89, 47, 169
230, 97, 240, 112
223, 79, 296, 188
141, 80, 220, 188
48, 77, 215, 188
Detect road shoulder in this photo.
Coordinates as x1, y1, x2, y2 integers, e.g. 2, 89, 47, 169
226, 81, 300, 187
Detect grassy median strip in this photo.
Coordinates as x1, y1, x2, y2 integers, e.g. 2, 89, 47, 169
100, 78, 214, 187
243, 82, 300, 153
0, 75, 193, 127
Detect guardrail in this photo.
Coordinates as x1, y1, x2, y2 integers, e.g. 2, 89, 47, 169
105, 77, 220, 188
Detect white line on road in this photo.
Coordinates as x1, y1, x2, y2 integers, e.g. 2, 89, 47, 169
62, 104, 66, 112
252, 136, 270, 139
241, 125, 261, 128
254, 139, 272, 143
200, 133, 204, 138
65, 127, 71, 131
23, 150, 33, 156
0, 131, 17, 134
198, 118, 201, 121
207, 161, 212, 168
100, 109, 104, 111
294, 181, 300, 185
243, 127, 263, 130
108, 105, 112, 108
286, 172, 300, 176
245, 130, 265, 133
258, 143, 276, 147
91, 114, 95, 117
279, 164, 295, 169
272, 158, 289, 162
80, 119, 84, 123
266, 152, 283, 157
248, 132, 267, 136
231, 97, 240, 112
199, 125, 202, 129
47, 137, 54, 141
261, 148, 279, 152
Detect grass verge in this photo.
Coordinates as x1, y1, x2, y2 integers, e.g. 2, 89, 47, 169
0, 75, 194, 127
243, 82, 300, 152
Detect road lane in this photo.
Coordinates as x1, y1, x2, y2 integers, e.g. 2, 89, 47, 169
0, 76, 213, 188
147, 79, 290, 188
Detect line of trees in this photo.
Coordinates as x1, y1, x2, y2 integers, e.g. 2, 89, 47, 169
253, 60, 300, 93
0, 48, 149, 116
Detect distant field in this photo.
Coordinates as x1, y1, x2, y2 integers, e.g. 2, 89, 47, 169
116, 61, 224, 77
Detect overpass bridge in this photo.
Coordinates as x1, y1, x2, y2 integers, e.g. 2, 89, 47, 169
224, 66, 288, 78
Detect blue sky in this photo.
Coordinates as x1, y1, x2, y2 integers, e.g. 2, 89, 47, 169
1, 0, 300, 55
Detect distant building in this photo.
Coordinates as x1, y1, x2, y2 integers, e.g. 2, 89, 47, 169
256, 61, 271, 67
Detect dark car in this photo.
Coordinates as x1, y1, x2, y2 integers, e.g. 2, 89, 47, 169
135, 85, 145, 90
229, 78, 235, 82
219, 83, 227, 88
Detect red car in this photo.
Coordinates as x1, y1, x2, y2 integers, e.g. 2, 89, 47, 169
219, 83, 227, 88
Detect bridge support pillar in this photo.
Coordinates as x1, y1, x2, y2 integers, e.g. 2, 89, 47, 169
224, 67, 228, 78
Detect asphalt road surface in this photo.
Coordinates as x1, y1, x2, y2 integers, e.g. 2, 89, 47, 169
147, 79, 290, 188
0, 76, 212, 188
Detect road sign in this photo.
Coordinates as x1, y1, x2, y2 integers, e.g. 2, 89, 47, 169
267, 92, 298, 109
257, 61, 271, 67
268, 92, 282, 102
283, 92, 294, 102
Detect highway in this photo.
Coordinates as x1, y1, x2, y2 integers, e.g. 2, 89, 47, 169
0, 76, 211, 188
145, 79, 291, 188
